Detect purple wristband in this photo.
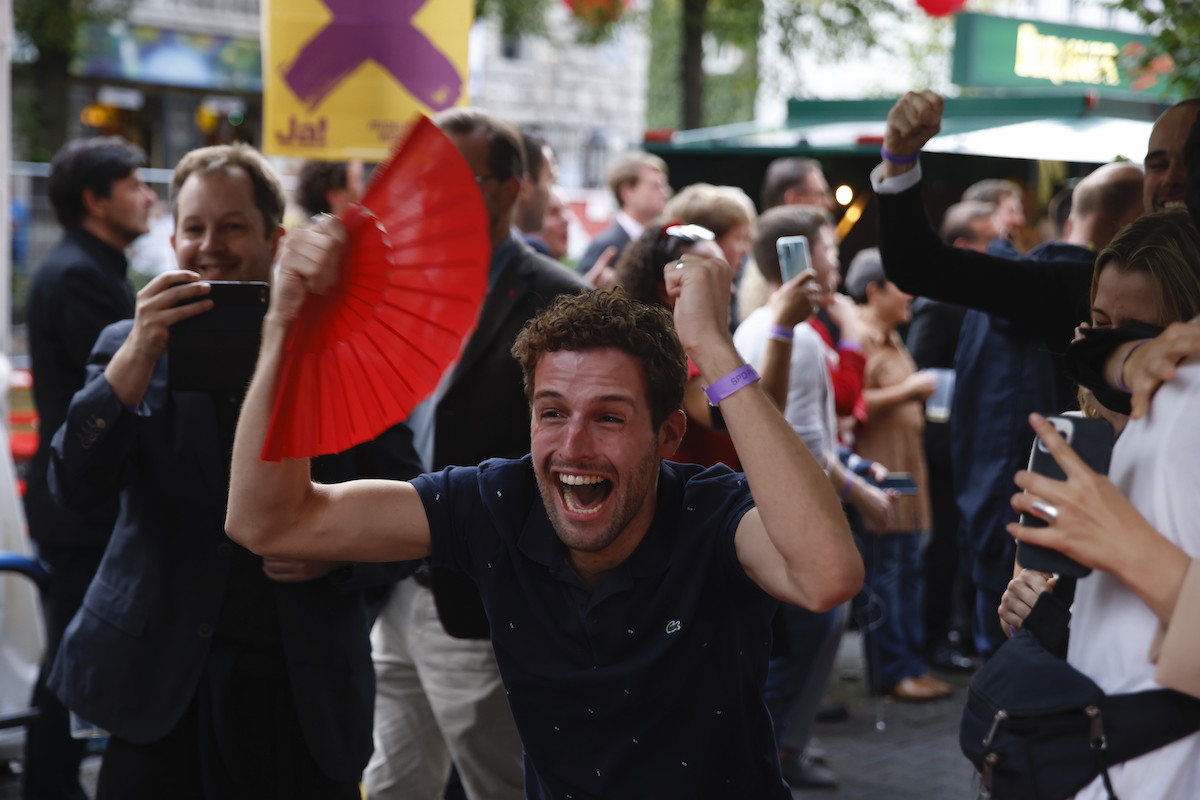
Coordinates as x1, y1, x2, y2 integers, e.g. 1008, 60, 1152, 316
880, 146, 919, 166
703, 364, 761, 406
1115, 339, 1151, 393
768, 324, 794, 342
839, 472, 854, 500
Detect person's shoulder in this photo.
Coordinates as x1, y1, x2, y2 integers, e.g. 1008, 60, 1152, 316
1166, 356, 1200, 394
30, 235, 99, 284
665, 460, 750, 496
583, 223, 628, 255
97, 319, 135, 348
522, 244, 589, 291
665, 462, 755, 525
732, 306, 772, 341
1024, 241, 1093, 265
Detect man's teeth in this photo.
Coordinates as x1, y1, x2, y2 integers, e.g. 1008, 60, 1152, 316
560, 474, 604, 486
1164, 200, 1186, 208
563, 491, 603, 515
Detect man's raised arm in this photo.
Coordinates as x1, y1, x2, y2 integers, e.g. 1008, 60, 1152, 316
664, 258, 863, 612
225, 220, 432, 563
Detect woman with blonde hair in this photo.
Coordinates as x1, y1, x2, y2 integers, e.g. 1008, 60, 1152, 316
664, 183, 754, 275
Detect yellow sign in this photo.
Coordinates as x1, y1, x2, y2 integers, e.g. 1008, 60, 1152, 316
1013, 23, 1120, 87
262, 0, 471, 159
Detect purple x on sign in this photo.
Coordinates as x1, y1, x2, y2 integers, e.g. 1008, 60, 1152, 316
284, 0, 462, 111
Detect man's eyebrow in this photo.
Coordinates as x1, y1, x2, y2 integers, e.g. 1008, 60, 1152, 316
532, 390, 636, 406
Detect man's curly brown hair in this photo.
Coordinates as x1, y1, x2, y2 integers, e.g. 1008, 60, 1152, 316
511, 287, 687, 430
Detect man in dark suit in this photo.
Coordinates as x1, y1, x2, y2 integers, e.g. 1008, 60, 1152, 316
48, 143, 417, 797
514, 130, 556, 257
23, 136, 155, 800
576, 152, 670, 276
364, 109, 587, 800
875, 90, 1158, 661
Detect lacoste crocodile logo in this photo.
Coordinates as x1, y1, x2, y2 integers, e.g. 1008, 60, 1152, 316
665, 620, 682, 634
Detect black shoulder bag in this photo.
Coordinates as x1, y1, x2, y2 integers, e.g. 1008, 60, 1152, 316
960, 583, 1200, 800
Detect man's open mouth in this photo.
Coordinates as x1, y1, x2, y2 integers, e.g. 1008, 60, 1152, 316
558, 473, 612, 515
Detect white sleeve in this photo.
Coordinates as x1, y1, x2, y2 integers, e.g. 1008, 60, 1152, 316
870, 162, 924, 195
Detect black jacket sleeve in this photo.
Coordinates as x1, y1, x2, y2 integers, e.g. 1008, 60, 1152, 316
1064, 322, 1164, 415
877, 181, 1094, 347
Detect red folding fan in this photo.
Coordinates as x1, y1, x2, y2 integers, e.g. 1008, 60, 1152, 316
261, 116, 490, 460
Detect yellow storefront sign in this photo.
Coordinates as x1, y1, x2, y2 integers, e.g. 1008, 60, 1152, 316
262, 0, 471, 159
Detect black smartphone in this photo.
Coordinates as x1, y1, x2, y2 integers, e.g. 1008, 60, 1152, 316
878, 472, 919, 495
1015, 415, 1115, 577
167, 281, 269, 393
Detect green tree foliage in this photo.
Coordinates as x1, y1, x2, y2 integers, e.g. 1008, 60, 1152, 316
475, 0, 551, 41
648, 0, 900, 131
14, 0, 130, 159
475, 0, 633, 45
1110, 0, 1200, 97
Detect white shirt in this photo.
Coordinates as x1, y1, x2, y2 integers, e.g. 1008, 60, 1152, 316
1069, 358, 1200, 798
614, 210, 645, 243
869, 162, 923, 195
733, 308, 835, 466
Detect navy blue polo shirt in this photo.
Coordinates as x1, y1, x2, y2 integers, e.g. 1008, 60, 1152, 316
413, 456, 790, 799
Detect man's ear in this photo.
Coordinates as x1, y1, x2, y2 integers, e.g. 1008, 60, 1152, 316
499, 175, 522, 214
81, 187, 105, 219
267, 224, 286, 259
617, 181, 635, 211
517, 173, 535, 205
657, 409, 687, 458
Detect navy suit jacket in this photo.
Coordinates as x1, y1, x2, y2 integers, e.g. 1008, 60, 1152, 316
430, 236, 587, 638
576, 221, 632, 275
47, 320, 402, 781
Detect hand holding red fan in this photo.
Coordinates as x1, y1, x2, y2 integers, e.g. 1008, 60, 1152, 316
261, 117, 491, 460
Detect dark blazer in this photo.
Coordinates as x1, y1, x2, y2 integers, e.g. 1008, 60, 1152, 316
25, 229, 134, 547
47, 320, 410, 782
576, 221, 632, 275
431, 237, 588, 638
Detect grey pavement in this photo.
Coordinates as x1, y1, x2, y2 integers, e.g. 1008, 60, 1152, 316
792, 629, 982, 800
0, 631, 980, 799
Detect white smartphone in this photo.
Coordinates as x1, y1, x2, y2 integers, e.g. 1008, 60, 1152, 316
776, 235, 811, 284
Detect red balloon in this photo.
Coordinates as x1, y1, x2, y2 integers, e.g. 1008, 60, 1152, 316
916, 0, 966, 16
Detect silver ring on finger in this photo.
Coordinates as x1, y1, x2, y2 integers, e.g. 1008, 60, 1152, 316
1030, 499, 1059, 523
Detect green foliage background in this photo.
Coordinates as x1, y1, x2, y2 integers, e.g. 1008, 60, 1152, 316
1110, 0, 1200, 98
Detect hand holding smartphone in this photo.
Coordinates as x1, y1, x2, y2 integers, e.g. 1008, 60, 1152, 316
776, 235, 812, 284
1015, 415, 1115, 577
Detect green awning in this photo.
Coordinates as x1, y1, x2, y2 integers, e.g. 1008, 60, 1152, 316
647, 92, 1165, 164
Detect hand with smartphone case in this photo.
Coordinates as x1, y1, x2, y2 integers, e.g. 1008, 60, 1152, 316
1016, 415, 1115, 577
167, 281, 269, 392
